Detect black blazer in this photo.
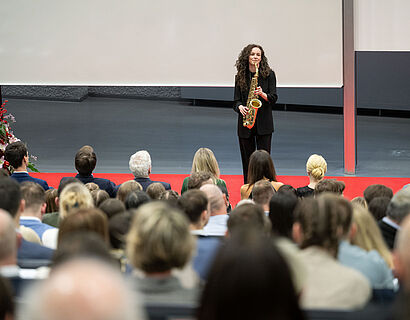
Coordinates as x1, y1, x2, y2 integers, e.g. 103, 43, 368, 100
378, 219, 397, 250
233, 69, 278, 138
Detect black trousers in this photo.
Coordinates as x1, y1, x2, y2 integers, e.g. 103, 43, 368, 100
239, 132, 272, 184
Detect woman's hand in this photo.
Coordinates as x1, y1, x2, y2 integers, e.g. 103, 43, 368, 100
238, 105, 249, 116
254, 86, 268, 101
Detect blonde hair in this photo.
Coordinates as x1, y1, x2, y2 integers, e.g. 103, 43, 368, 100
351, 205, 393, 268
116, 180, 142, 202
126, 202, 194, 273
59, 183, 94, 219
191, 148, 220, 179
306, 154, 327, 181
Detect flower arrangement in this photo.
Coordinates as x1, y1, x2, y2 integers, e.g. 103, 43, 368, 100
0, 100, 39, 174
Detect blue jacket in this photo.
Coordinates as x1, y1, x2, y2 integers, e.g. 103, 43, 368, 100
10, 172, 50, 190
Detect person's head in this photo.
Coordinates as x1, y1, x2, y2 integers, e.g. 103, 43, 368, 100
228, 203, 271, 236
4, 141, 28, 169
187, 171, 213, 190
191, 148, 220, 179
91, 189, 110, 207
306, 154, 327, 181
351, 205, 393, 268
251, 180, 275, 210
314, 179, 345, 196
351, 196, 368, 209
277, 184, 297, 197
109, 211, 133, 250
0, 276, 14, 320
178, 189, 209, 229
126, 202, 194, 274
58, 208, 109, 247
20, 258, 145, 320
247, 150, 277, 185
20, 181, 46, 216
200, 184, 227, 216
124, 191, 150, 210
198, 229, 304, 320
386, 187, 410, 224
293, 193, 352, 256
85, 182, 100, 192
59, 183, 94, 219
235, 44, 271, 91
116, 180, 143, 202
394, 215, 410, 290
74, 146, 97, 176
146, 182, 165, 200
99, 198, 126, 219
269, 192, 299, 239
53, 232, 115, 269
0, 177, 23, 220
363, 184, 393, 205
0, 210, 17, 266
58, 177, 82, 198
129, 150, 151, 178
158, 190, 180, 205
368, 196, 391, 221
45, 188, 58, 213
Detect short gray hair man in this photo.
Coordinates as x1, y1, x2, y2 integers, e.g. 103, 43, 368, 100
129, 151, 151, 178
19, 258, 145, 320
386, 186, 410, 224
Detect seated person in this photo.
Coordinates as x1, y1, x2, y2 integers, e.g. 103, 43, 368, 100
314, 178, 345, 196
4, 141, 50, 190
293, 194, 371, 310
200, 184, 229, 237
296, 154, 327, 198
61, 145, 116, 197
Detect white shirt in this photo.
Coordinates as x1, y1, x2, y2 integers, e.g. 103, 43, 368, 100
202, 215, 229, 236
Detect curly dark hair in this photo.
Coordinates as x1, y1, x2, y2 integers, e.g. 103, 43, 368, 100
235, 44, 271, 91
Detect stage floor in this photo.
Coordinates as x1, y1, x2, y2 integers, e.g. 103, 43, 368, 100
5, 97, 410, 178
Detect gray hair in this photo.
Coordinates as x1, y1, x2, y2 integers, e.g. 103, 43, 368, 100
129, 151, 151, 178
200, 184, 225, 214
0, 210, 17, 263
18, 258, 146, 320
386, 187, 410, 224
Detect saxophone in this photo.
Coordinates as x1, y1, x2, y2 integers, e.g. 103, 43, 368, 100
243, 63, 262, 129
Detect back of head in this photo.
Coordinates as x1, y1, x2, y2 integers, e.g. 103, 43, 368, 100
386, 187, 410, 224
198, 229, 304, 320
351, 205, 393, 268
75, 146, 97, 176
178, 189, 208, 225
129, 150, 151, 178
228, 203, 271, 235
269, 192, 298, 239
59, 183, 94, 219
124, 190, 150, 210
4, 141, 27, 169
126, 202, 193, 273
351, 196, 367, 209
0, 177, 21, 218
99, 198, 126, 219
109, 211, 133, 250
85, 182, 100, 192
200, 184, 225, 215
45, 188, 58, 213
277, 184, 297, 197
252, 180, 275, 207
20, 181, 45, 211
368, 196, 390, 221
306, 154, 327, 181
0, 276, 14, 320
188, 171, 213, 190
158, 190, 180, 206
117, 180, 142, 202
247, 150, 276, 185
314, 179, 345, 196
146, 182, 165, 200
363, 184, 393, 204
0, 210, 17, 265
58, 177, 82, 198
20, 258, 145, 320
58, 208, 109, 247
192, 147, 220, 178
294, 193, 352, 256
91, 189, 110, 207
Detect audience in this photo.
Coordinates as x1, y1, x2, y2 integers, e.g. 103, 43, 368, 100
126, 202, 198, 304
44, 188, 58, 214
0, 275, 14, 320
314, 178, 345, 196
200, 184, 229, 236
240, 150, 283, 199
351, 196, 368, 208
4, 141, 50, 190
91, 189, 110, 207
58, 183, 94, 221
269, 192, 298, 239
99, 198, 126, 219
124, 191, 151, 210
85, 182, 99, 192
146, 182, 166, 200
296, 154, 327, 198
293, 194, 371, 309
128, 150, 171, 191
364, 184, 393, 206
187, 171, 213, 190
116, 180, 143, 202
378, 186, 410, 249
368, 196, 391, 221
251, 179, 275, 215
0, 210, 18, 268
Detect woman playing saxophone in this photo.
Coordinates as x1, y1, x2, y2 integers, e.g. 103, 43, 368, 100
233, 44, 278, 183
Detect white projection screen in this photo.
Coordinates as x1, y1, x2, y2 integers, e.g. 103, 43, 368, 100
0, 0, 343, 87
